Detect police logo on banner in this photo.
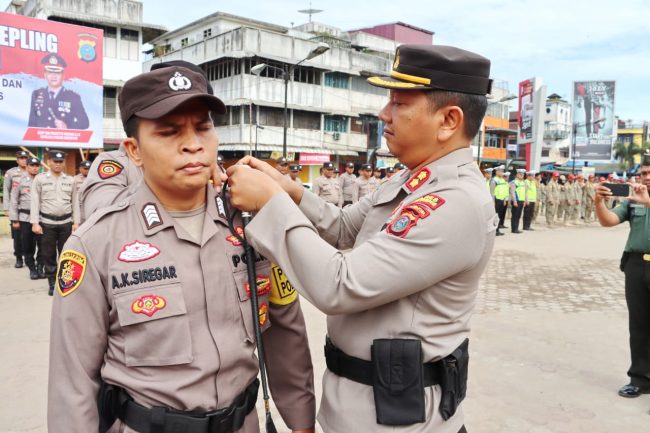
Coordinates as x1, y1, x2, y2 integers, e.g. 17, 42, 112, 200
56, 250, 87, 297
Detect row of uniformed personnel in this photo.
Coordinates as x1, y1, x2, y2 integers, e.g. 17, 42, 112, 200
3, 150, 89, 288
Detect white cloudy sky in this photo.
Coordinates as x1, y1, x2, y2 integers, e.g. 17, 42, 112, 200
142, 0, 649, 121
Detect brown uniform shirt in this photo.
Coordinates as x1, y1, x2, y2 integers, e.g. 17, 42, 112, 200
9, 174, 35, 222
3, 166, 26, 211
79, 145, 143, 223
338, 172, 357, 203
30, 171, 76, 225
246, 148, 497, 433
48, 184, 315, 433
72, 173, 86, 225
355, 176, 380, 201
312, 175, 342, 207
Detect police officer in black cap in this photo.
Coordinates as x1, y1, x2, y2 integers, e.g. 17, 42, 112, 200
340, 161, 358, 205
276, 156, 290, 176
312, 161, 342, 206
289, 163, 304, 186
28, 54, 89, 130
31, 150, 77, 295
3, 150, 29, 267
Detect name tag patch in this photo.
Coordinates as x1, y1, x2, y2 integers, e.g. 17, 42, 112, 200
111, 266, 178, 290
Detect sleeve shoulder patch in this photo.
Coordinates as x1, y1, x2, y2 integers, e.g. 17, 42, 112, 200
269, 264, 298, 305
97, 159, 124, 180
385, 193, 445, 238
56, 250, 87, 297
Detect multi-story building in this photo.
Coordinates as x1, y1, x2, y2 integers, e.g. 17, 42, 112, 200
144, 12, 428, 182
475, 80, 516, 167
3, 0, 165, 172
542, 93, 571, 163
615, 119, 649, 165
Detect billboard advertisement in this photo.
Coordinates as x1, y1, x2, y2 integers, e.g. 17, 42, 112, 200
572, 80, 616, 160
517, 78, 535, 144
0, 12, 103, 148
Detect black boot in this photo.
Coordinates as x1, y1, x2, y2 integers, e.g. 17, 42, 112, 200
47, 277, 55, 296
28, 265, 39, 280
15, 257, 24, 268
38, 264, 46, 279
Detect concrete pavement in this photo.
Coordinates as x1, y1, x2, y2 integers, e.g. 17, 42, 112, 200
0, 221, 648, 432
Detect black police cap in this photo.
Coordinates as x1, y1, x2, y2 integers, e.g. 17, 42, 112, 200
394, 162, 406, 170
345, 162, 355, 168
16, 150, 29, 158
41, 53, 67, 72
360, 163, 372, 171
79, 160, 92, 168
289, 164, 301, 171
151, 60, 214, 96
323, 162, 334, 169
276, 156, 289, 166
368, 44, 492, 95
27, 157, 41, 165
49, 150, 65, 161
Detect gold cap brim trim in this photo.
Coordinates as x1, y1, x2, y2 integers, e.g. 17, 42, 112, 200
367, 76, 426, 90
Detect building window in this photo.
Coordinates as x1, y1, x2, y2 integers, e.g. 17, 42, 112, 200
203, 28, 212, 38
103, 87, 117, 118
181, 37, 189, 47
293, 110, 320, 130
244, 57, 321, 85
120, 29, 139, 61
485, 133, 501, 148
104, 26, 117, 58
203, 58, 242, 81
350, 117, 364, 133
213, 107, 229, 126
324, 72, 349, 89
324, 115, 348, 133
350, 76, 388, 96
259, 107, 285, 127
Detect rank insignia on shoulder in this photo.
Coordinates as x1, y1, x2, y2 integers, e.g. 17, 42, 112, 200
385, 193, 445, 238
258, 303, 269, 326
97, 160, 124, 180
216, 196, 227, 219
118, 240, 160, 263
131, 294, 166, 317
56, 250, 87, 297
245, 275, 271, 297
406, 167, 431, 192
270, 264, 298, 305
226, 226, 244, 246
142, 203, 163, 230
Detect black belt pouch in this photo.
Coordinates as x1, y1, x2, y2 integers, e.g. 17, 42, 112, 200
371, 338, 425, 425
620, 251, 630, 272
439, 338, 469, 420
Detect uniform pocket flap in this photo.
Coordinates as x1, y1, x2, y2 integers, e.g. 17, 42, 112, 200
115, 283, 187, 327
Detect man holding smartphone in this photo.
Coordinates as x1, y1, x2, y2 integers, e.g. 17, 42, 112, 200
595, 155, 650, 398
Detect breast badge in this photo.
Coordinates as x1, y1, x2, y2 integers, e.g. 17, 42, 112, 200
118, 241, 161, 263
245, 276, 271, 297
131, 295, 167, 317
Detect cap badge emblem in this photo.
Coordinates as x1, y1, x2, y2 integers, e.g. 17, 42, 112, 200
393, 51, 400, 69
169, 72, 192, 91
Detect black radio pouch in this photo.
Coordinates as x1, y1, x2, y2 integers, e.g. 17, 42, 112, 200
371, 338, 425, 425
439, 338, 469, 420
620, 251, 630, 272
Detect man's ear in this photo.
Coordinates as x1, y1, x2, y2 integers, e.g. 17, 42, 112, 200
436, 105, 464, 143
122, 137, 142, 167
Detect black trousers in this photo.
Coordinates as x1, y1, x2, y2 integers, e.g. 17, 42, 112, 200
623, 255, 650, 388
510, 201, 524, 231
523, 202, 536, 229
19, 221, 41, 268
41, 222, 72, 277
11, 223, 23, 259
495, 199, 507, 227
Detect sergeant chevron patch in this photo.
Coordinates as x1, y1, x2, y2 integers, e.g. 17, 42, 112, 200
142, 203, 163, 230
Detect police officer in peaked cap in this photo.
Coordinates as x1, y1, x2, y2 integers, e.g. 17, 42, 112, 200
48, 65, 315, 433
28, 53, 89, 130
228, 43, 497, 433
3, 150, 30, 267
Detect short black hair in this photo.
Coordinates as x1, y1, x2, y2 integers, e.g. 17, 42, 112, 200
124, 116, 139, 139
425, 90, 488, 139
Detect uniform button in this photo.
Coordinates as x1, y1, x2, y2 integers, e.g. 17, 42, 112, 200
118, 200, 127, 207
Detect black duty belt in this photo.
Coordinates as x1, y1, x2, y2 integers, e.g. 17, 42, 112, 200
325, 337, 442, 387
628, 252, 650, 262
40, 212, 71, 221
18, 209, 30, 214
99, 379, 259, 433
